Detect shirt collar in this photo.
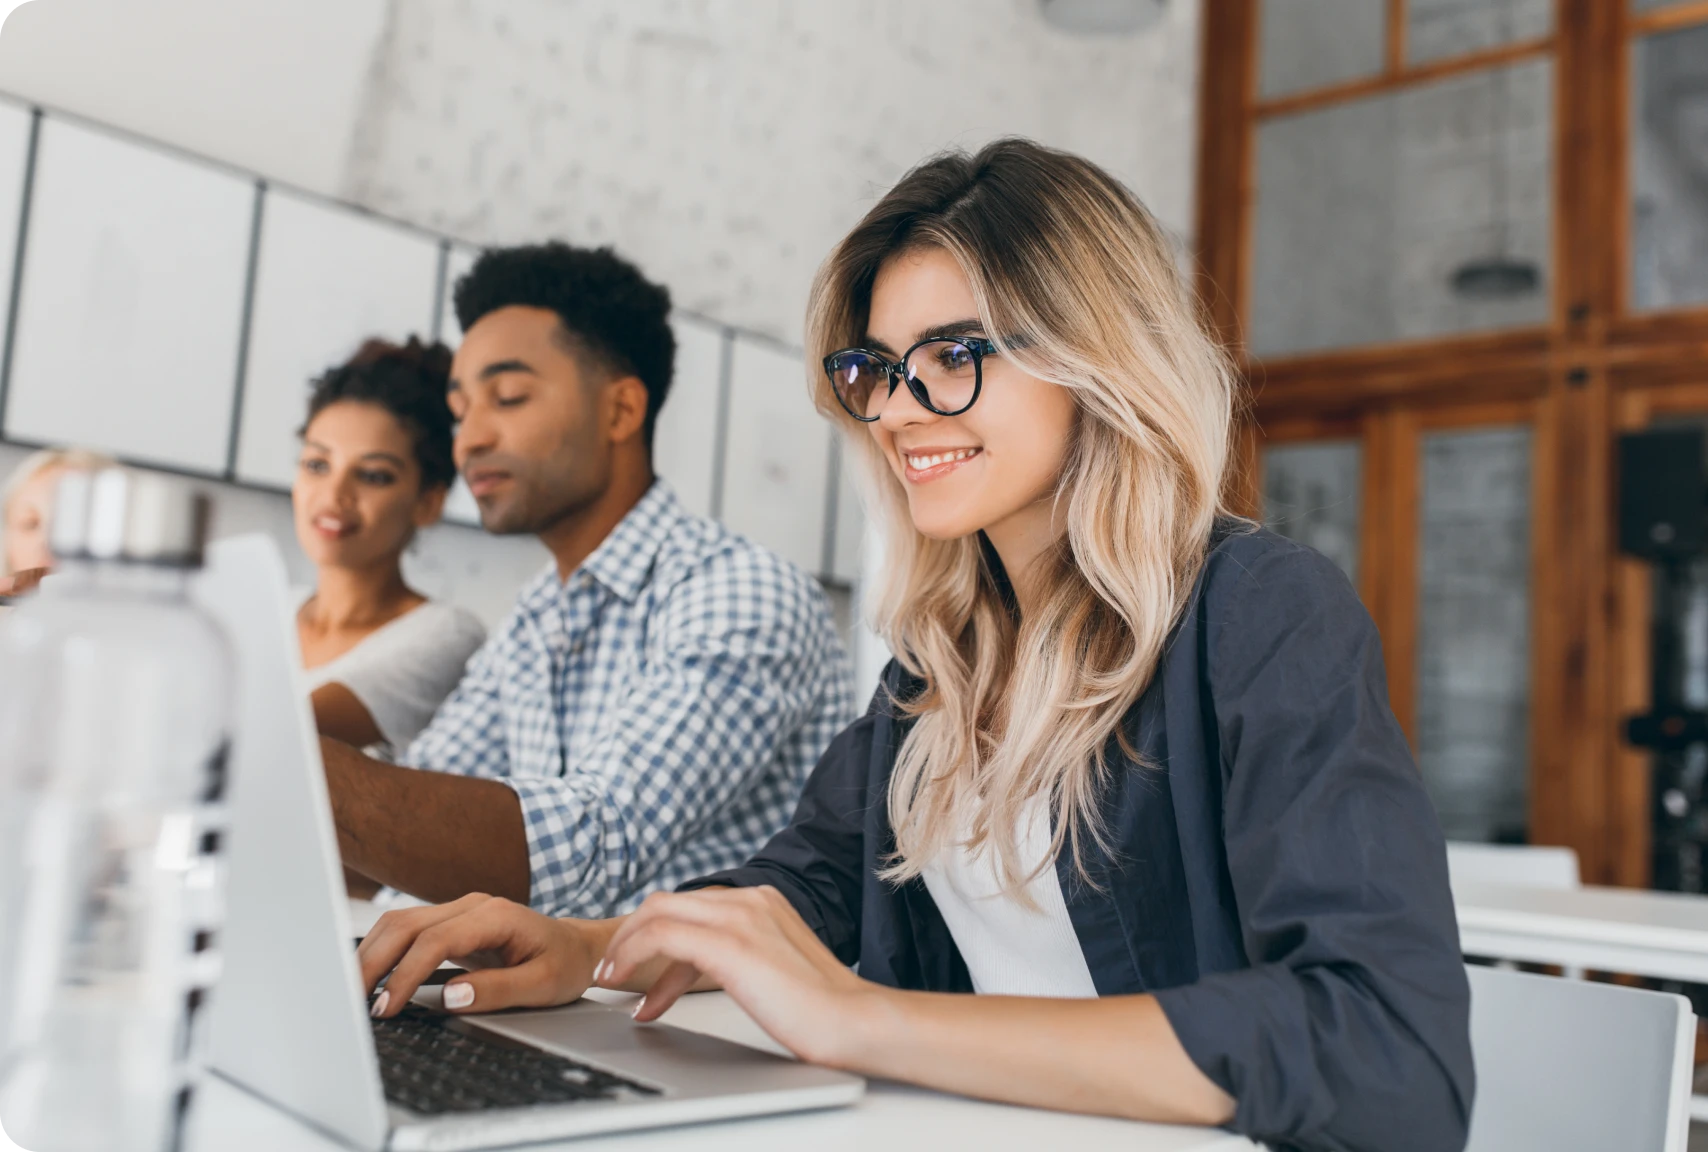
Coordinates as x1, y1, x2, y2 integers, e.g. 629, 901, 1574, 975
569, 480, 685, 604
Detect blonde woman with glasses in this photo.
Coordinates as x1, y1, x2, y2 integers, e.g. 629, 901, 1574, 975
358, 140, 1473, 1150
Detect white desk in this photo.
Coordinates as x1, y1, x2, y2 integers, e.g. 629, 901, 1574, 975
186, 902, 1254, 1152
1455, 879, 1708, 984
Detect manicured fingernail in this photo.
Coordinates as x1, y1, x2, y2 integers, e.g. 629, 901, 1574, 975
594, 960, 612, 985
369, 990, 390, 1018
443, 983, 475, 1010
631, 996, 646, 1020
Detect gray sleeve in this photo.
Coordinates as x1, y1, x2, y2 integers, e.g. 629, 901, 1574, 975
1152, 537, 1475, 1152
317, 603, 487, 752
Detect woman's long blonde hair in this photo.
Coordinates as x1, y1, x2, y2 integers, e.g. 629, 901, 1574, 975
806, 139, 1239, 891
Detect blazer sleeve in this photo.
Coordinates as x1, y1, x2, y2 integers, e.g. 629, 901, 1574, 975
1152, 537, 1476, 1152
676, 680, 890, 965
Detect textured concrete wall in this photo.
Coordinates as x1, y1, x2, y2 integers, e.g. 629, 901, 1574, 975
0, 0, 390, 196
342, 0, 1203, 344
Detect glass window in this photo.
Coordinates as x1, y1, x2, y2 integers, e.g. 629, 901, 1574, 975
1415, 426, 1532, 843
1258, 0, 1386, 100
1261, 440, 1362, 584
1251, 59, 1553, 357
1631, 22, 1708, 313
1407, 0, 1552, 66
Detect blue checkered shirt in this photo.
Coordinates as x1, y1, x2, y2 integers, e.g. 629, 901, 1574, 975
404, 481, 855, 918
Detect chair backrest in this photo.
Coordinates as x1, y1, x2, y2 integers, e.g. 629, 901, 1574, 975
1465, 965, 1695, 1152
1448, 842, 1581, 890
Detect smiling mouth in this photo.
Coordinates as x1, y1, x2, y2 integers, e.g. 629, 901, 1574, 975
902, 447, 981, 482
313, 515, 356, 539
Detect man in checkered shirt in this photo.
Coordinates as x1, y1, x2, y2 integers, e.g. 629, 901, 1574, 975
320, 243, 854, 918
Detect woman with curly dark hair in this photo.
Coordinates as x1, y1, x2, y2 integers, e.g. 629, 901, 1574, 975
293, 337, 486, 759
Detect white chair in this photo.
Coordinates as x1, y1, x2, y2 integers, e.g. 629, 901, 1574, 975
1449, 842, 1585, 977
1447, 841, 1582, 891
1465, 965, 1695, 1152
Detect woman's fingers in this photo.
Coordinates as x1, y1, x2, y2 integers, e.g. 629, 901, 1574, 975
602, 915, 745, 994
357, 894, 489, 992
440, 954, 580, 1014
631, 960, 702, 1023
370, 898, 550, 1016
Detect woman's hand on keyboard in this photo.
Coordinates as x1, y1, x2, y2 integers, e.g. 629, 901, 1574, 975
357, 894, 601, 1018
594, 885, 882, 1069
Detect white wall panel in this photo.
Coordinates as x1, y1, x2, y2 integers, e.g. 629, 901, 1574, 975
720, 336, 830, 575
5, 117, 252, 472
436, 243, 482, 525
829, 436, 866, 586
0, 99, 32, 361
233, 189, 441, 489
437, 242, 480, 345
653, 315, 724, 520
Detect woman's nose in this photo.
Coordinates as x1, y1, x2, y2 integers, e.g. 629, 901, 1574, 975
876, 372, 937, 431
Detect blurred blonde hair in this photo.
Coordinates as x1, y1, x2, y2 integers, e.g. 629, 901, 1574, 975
1, 447, 117, 575
805, 139, 1238, 891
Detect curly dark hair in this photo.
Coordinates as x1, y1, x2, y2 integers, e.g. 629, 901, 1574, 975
301, 337, 457, 490
452, 242, 675, 449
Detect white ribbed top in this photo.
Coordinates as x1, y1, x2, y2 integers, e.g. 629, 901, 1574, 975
919, 799, 1099, 998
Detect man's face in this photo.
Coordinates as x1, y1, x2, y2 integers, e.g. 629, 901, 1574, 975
447, 306, 610, 536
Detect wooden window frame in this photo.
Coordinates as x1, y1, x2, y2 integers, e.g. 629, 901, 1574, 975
1199, 0, 1708, 884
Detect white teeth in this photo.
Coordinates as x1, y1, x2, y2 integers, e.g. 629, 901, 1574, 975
907, 449, 978, 470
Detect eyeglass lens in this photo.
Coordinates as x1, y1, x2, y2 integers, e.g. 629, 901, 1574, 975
829, 338, 979, 419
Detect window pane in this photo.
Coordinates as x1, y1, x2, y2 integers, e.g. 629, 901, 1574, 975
1258, 0, 1386, 100
1251, 60, 1552, 357
1415, 426, 1532, 843
1407, 0, 1552, 66
1631, 22, 1708, 313
1261, 440, 1362, 584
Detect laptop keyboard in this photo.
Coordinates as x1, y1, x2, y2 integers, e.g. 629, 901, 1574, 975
372, 1002, 661, 1115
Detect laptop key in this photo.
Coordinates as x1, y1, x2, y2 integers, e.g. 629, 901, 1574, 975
372, 1002, 660, 1116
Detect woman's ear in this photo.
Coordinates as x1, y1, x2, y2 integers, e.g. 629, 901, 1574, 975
414, 483, 449, 530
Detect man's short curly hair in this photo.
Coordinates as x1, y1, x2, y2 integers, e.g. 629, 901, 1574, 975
452, 243, 676, 449
301, 337, 457, 490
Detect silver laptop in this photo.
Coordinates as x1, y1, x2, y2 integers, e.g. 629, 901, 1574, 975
198, 535, 863, 1151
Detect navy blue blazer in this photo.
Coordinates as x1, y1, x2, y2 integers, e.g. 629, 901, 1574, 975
685, 526, 1474, 1152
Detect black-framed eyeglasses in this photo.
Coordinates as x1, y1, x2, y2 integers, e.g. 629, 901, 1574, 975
823, 336, 999, 423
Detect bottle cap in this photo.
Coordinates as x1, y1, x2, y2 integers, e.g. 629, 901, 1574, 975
50, 467, 211, 569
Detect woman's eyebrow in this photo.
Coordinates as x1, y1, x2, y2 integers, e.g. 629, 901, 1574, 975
862, 318, 989, 356
358, 452, 408, 468
914, 318, 987, 342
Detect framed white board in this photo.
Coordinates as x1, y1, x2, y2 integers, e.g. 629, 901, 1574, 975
829, 435, 866, 586
5, 117, 253, 473
437, 242, 480, 346
0, 99, 33, 369
653, 314, 725, 520
436, 243, 482, 525
719, 336, 831, 575
232, 188, 441, 489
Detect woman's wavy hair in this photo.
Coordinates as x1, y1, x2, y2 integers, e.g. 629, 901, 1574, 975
805, 138, 1238, 891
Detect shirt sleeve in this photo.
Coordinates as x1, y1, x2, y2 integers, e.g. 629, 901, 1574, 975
677, 680, 891, 964
505, 549, 845, 918
327, 604, 488, 751
402, 626, 511, 779
1152, 538, 1475, 1152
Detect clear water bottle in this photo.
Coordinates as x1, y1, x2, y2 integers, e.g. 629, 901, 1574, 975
0, 468, 233, 1152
